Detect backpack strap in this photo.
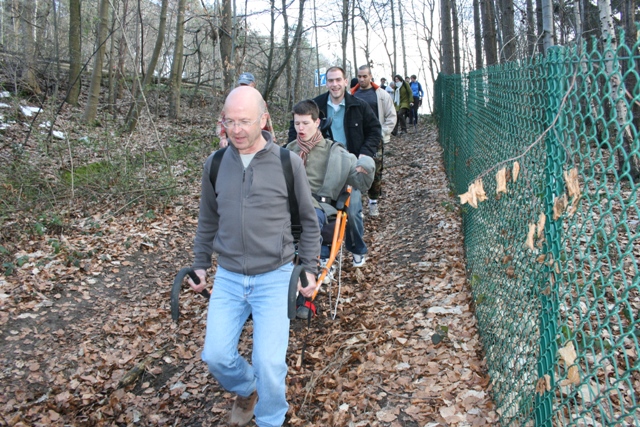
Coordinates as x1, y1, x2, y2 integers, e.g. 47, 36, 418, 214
209, 147, 228, 193
208, 146, 301, 243
280, 148, 302, 242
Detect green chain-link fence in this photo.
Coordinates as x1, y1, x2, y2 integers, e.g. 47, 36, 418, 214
435, 31, 639, 426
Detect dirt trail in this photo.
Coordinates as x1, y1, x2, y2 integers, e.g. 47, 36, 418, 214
0, 123, 497, 426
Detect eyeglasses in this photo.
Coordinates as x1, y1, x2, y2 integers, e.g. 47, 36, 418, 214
221, 115, 263, 130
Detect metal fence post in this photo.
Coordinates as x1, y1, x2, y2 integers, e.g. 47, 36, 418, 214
535, 45, 565, 427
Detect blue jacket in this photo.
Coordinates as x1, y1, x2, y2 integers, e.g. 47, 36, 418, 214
410, 81, 423, 98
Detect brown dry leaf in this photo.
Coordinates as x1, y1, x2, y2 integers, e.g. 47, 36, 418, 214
536, 374, 552, 395
525, 223, 536, 250
459, 179, 488, 208
564, 168, 581, 199
558, 342, 580, 385
506, 266, 515, 278
475, 179, 488, 202
553, 194, 568, 220
512, 161, 520, 181
536, 213, 546, 239
567, 365, 580, 385
439, 406, 462, 423
496, 168, 507, 194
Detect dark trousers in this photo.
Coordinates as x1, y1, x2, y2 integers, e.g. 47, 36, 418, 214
368, 144, 384, 200
392, 108, 409, 134
411, 96, 420, 124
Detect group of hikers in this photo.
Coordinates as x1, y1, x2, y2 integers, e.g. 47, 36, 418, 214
186, 66, 423, 427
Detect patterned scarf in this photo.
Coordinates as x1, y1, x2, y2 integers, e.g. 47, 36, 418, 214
296, 129, 323, 165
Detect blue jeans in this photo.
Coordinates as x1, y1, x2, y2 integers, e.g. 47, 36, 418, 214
202, 263, 293, 427
346, 189, 367, 255
315, 207, 331, 258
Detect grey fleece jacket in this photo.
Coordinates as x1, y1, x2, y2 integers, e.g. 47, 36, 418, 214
286, 138, 375, 216
192, 132, 320, 275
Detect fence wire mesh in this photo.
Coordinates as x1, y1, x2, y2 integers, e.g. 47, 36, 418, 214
435, 31, 639, 427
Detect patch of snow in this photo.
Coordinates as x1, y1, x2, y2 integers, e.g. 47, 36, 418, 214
0, 91, 10, 98
0, 103, 11, 108
20, 106, 41, 117
427, 306, 464, 315
52, 130, 65, 140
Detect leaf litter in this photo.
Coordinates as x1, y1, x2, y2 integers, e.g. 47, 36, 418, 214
0, 123, 498, 426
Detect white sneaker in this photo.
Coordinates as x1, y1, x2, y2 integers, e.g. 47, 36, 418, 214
352, 254, 366, 268
368, 200, 379, 217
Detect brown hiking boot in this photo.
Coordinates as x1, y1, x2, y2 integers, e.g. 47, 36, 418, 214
228, 390, 258, 426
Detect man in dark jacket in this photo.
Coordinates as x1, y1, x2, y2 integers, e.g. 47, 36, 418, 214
288, 66, 381, 267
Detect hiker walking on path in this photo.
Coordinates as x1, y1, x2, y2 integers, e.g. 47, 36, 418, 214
288, 66, 381, 267
409, 75, 423, 127
189, 86, 320, 427
391, 74, 413, 136
350, 65, 396, 217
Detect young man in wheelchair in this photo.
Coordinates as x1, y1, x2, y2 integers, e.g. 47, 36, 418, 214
287, 99, 375, 316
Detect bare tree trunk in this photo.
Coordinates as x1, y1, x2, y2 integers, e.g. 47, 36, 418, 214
541, 0, 554, 52
370, 0, 394, 73
499, 0, 516, 61
620, 0, 640, 180
480, 0, 497, 65
67, 0, 81, 105
473, 0, 483, 69
52, 0, 61, 97
35, 0, 51, 60
390, 0, 397, 72
107, 0, 118, 115
526, 0, 535, 57
282, 0, 292, 108
351, 0, 357, 69
189, 32, 204, 108
263, 0, 307, 100
441, 0, 454, 74
219, 0, 234, 92
358, 2, 372, 67
265, 0, 276, 94
83, 0, 110, 123
536, 0, 544, 53
341, 0, 349, 71
400, 0, 407, 76
412, 0, 438, 90
116, 0, 129, 103
20, 0, 40, 94
313, 0, 321, 96
168, 0, 186, 120
124, 0, 168, 132
451, 0, 461, 74
294, 37, 303, 103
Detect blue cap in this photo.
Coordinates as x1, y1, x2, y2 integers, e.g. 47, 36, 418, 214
237, 72, 255, 86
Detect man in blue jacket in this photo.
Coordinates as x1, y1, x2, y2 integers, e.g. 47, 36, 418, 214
190, 86, 320, 427
409, 74, 423, 127
288, 66, 381, 267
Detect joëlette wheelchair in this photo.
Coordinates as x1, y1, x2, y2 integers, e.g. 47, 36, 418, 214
170, 185, 352, 325
290, 185, 352, 321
